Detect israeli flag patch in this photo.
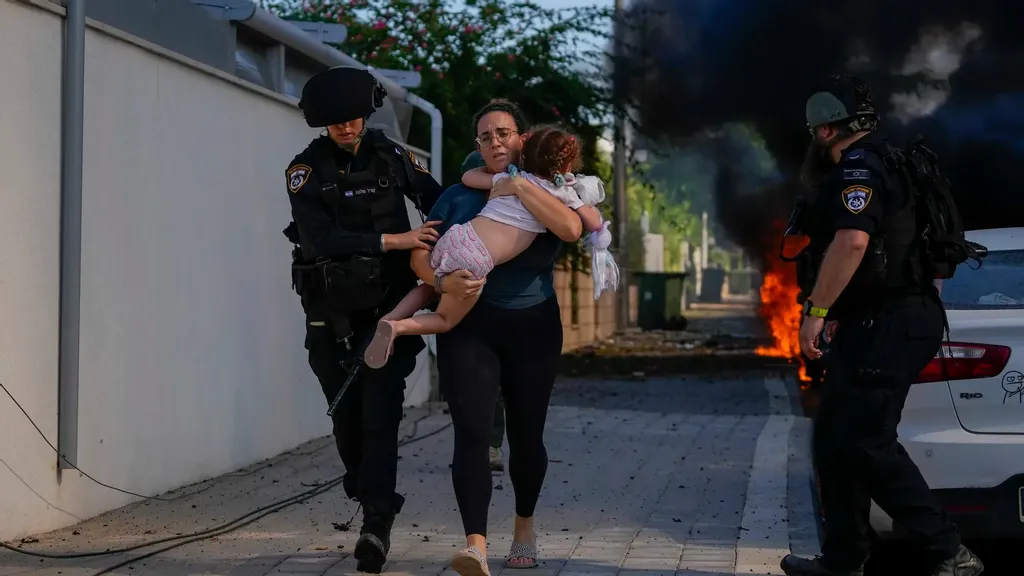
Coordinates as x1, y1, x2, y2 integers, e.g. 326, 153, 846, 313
844, 149, 865, 161
843, 169, 870, 180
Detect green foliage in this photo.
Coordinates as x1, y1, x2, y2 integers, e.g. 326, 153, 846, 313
595, 157, 702, 273
260, 0, 613, 189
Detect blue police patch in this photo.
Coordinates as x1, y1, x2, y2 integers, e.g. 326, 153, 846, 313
843, 169, 870, 180
844, 149, 865, 161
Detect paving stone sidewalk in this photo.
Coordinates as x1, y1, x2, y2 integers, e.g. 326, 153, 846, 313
0, 375, 819, 576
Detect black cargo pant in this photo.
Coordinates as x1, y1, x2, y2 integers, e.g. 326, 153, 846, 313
814, 295, 961, 570
304, 301, 423, 512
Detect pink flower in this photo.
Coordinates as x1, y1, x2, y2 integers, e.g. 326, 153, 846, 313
372, 20, 387, 30
508, 54, 515, 62
354, 33, 363, 41
495, 72, 502, 80
369, 51, 378, 59
464, 25, 474, 33
552, 106, 561, 116
418, 28, 428, 35
438, 72, 444, 79
421, 42, 428, 49
415, 64, 422, 71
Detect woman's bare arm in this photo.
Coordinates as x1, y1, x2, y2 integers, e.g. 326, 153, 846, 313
493, 178, 583, 242
576, 206, 604, 233
462, 167, 494, 191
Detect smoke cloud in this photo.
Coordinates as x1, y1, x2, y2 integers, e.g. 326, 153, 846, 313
619, 0, 1024, 267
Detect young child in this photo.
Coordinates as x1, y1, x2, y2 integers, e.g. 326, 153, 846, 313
363, 125, 613, 369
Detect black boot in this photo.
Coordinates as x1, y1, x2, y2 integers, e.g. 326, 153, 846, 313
781, 554, 865, 576
353, 495, 404, 574
929, 545, 984, 576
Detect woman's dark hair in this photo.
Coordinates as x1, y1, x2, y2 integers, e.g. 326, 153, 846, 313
472, 98, 529, 133
520, 124, 584, 181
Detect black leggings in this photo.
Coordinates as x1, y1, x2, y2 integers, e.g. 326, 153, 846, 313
436, 296, 563, 537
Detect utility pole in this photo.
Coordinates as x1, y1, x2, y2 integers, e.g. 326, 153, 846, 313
612, 0, 629, 331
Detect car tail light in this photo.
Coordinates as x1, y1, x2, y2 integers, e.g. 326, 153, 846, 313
915, 342, 1011, 384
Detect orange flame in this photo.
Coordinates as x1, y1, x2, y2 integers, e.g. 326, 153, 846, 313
755, 229, 811, 382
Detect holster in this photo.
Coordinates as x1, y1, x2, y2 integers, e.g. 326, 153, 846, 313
321, 257, 387, 313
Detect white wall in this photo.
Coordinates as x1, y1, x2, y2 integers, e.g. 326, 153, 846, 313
0, 0, 431, 541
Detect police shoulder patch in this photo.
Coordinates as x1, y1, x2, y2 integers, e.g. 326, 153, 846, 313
408, 150, 430, 173
287, 164, 312, 194
841, 185, 872, 214
844, 149, 865, 161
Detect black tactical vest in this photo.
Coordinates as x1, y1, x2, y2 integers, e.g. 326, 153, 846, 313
300, 131, 423, 312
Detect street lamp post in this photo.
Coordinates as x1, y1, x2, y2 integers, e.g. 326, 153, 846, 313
612, 0, 630, 330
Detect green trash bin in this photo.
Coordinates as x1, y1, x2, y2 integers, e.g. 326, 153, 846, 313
633, 272, 689, 331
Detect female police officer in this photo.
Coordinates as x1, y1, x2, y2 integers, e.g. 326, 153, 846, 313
282, 66, 445, 574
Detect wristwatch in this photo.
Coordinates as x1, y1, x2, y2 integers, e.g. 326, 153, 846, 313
803, 300, 829, 318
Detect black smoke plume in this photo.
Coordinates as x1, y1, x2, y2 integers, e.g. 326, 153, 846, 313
618, 0, 1024, 267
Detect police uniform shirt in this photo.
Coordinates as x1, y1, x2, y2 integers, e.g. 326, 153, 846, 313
818, 138, 888, 239
285, 130, 443, 259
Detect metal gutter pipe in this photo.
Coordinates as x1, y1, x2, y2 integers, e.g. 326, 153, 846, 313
241, 7, 408, 101
57, 0, 86, 475
404, 93, 443, 184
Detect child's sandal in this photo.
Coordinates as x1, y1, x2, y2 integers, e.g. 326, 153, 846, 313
451, 546, 490, 576
506, 540, 538, 569
363, 320, 396, 369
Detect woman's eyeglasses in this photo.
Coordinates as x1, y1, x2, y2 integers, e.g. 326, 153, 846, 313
475, 128, 518, 148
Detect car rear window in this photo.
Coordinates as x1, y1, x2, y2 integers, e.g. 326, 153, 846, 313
939, 249, 1024, 309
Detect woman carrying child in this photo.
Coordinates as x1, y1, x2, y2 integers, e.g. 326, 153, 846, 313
374, 99, 612, 575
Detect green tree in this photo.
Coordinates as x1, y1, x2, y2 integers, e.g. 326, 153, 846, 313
261, 0, 613, 187
595, 158, 701, 273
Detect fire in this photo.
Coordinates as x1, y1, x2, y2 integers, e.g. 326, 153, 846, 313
755, 229, 811, 382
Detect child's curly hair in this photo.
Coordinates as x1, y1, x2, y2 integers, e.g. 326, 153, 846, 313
520, 125, 583, 182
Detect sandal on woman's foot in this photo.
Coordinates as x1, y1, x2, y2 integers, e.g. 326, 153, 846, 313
363, 320, 396, 369
451, 546, 490, 576
506, 540, 538, 569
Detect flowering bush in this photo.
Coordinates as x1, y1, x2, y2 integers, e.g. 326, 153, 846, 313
261, 0, 613, 188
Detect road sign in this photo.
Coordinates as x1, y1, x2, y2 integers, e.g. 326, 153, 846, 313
369, 67, 422, 89
287, 21, 348, 44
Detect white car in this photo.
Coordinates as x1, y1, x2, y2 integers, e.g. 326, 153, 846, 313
871, 227, 1024, 540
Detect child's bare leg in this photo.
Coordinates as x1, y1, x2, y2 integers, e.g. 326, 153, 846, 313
364, 284, 437, 369
382, 283, 437, 320
392, 292, 479, 337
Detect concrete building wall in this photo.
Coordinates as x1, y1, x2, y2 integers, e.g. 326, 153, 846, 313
0, 0, 430, 541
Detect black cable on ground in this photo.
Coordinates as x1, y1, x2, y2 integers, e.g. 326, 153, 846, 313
89, 420, 451, 576
89, 478, 348, 576
0, 377, 450, 565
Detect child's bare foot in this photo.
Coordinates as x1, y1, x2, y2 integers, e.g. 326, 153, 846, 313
363, 320, 396, 369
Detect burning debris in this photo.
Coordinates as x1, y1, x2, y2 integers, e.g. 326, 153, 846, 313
559, 308, 801, 377
615, 0, 1024, 367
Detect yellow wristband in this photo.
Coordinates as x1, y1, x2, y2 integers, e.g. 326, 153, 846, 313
808, 306, 828, 318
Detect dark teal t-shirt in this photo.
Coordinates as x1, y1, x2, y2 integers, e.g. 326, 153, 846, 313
427, 184, 563, 309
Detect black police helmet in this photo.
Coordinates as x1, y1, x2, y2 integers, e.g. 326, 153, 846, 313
805, 74, 878, 130
299, 66, 388, 128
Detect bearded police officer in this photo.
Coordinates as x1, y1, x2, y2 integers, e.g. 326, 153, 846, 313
283, 66, 443, 573
780, 75, 983, 576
